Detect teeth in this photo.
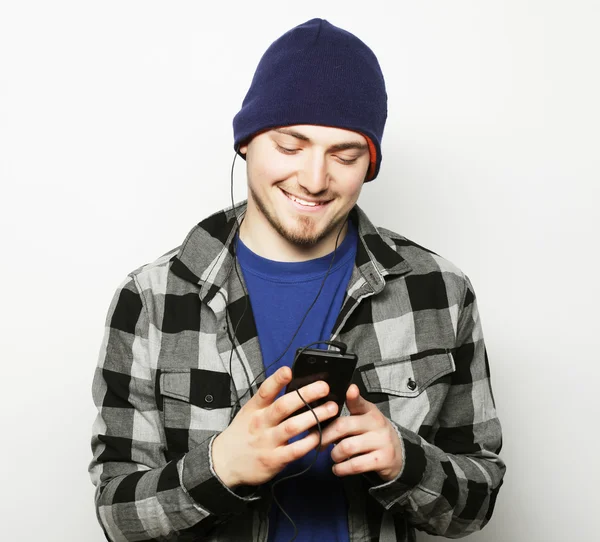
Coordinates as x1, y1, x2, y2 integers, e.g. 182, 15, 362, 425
288, 193, 321, 206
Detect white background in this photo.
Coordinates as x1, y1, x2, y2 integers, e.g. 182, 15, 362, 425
1, 1, 598, 541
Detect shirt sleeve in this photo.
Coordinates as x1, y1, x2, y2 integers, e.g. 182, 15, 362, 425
367, 275, 506, 537
89, 275, 259, 541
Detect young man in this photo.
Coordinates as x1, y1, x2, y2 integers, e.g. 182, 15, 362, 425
90, 18, 505, 541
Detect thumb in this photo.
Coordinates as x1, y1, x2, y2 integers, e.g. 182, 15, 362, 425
345, 384, 371, 415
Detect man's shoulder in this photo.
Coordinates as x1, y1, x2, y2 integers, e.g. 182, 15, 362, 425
375, 225, 467, 281
121, 204, 237, 294
121, 245, 182, 293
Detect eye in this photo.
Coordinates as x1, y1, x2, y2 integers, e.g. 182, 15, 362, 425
276, 144, 300, 155
335, 156, 358, 165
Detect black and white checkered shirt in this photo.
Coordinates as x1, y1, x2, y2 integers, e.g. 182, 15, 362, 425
90, 203, 505, 541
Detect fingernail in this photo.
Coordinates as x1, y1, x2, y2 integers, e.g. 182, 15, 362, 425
328, 403, 337, 413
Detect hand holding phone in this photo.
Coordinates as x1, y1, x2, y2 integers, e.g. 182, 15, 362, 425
285, 347, 358, 429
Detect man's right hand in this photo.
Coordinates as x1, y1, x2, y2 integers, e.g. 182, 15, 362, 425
211, 366, 338, 488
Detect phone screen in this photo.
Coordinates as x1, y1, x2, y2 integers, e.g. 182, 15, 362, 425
285, 348, 358, 427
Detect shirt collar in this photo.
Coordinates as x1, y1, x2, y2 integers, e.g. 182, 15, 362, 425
169, 201, 412, 302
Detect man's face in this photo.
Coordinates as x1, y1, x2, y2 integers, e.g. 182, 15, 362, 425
240, 125, 371, 249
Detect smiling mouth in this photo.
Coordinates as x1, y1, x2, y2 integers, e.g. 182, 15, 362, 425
281, 189, 330, 207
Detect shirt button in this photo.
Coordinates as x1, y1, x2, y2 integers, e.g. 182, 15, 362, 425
407, 378, 417, 391
205, 394, 214, 404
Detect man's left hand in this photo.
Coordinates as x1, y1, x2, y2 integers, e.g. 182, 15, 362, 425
317, 384, 404, 482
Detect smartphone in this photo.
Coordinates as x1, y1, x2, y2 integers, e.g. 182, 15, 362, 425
285, 347, 358, 428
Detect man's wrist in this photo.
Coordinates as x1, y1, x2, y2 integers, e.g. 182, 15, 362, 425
211, 433, 240, 488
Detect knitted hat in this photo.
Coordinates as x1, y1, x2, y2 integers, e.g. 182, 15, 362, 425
232, 18, 387, 181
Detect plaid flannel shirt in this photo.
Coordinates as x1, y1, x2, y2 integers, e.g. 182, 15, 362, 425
90, 202, 505, 541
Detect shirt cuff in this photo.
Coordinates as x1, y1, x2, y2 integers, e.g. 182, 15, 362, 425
179, 433, 260, 517
367, 423, 427, 509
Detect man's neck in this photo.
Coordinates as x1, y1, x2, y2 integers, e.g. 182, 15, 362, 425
239, 209, 348, 263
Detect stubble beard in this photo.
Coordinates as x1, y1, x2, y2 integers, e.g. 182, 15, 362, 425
249, 184, 346, 247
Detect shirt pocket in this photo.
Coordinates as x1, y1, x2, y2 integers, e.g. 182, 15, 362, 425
158, 368, 232, 457
356, 349, 455, 432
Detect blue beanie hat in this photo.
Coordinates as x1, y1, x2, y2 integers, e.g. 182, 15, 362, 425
233, 18, 387, 181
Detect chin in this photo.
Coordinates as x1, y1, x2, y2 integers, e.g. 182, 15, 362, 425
278, 224, 323, 247
285, 232, 324, 247
280, 215, 344, 248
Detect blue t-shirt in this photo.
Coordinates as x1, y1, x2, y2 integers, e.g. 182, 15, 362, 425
236, 222, 357, 542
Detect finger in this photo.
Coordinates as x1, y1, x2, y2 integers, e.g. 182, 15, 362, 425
274, 428, 323, 465
345, 384, 373, 416
275, 401, 338, 443
332, 450, 388, 477
330, 432, 381, 464
254, 367, 292, 408
318, 413, 364, 449
266, 380, 330, 426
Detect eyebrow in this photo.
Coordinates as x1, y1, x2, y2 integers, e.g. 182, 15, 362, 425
273, 128, 368, 153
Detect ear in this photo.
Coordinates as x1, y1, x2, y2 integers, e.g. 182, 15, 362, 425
239, 144, 248, 155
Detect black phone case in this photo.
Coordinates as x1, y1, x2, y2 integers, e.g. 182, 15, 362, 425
285, 348, 358, 427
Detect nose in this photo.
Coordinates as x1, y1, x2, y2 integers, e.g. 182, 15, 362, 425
298, 151, 329, 194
